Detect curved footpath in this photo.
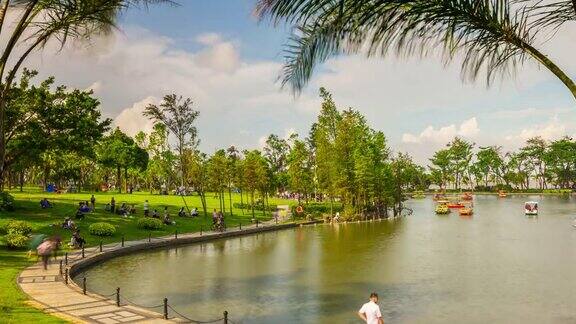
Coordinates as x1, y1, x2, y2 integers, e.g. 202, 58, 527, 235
18, 220, 312, 323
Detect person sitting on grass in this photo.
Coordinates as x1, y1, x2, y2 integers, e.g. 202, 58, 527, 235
40, 198, 52, 208
164, 213, 175, 225
129, 204, 137, 214
69, 230, 86, 249
117, 203, 128, 217
152, 209, 159, 219
75, 207, 86, 220
104, 203, 111, 212
62, 217, 75, 230
79, 202, 90, 213
178, 207, 187, 217
190, 207, 199, 217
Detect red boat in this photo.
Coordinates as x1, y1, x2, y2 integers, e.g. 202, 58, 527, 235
447, 202, 465, 208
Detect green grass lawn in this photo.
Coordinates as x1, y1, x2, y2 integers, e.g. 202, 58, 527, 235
0, 189, 296, 323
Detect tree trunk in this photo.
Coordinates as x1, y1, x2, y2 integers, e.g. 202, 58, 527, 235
116, 166, 122, 193
200, 190, 208, 218
251, 190, 255, 219
524, 42, 576, 101
19, 169, 23, 192
228, 187, 233, 217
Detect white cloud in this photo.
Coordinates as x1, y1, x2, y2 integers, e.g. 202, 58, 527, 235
402, 117, 479, 144
505, 116, 570, 143
85, 81, 103, 94
196, 33, 222, 46
113, 96, 158, 136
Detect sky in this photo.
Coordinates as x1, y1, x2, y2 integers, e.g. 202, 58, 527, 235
7, 0, 576, 164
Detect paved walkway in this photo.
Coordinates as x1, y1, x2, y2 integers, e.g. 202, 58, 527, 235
18, 220, 288, 323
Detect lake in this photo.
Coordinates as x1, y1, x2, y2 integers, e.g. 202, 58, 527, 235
78, 195, 576, 323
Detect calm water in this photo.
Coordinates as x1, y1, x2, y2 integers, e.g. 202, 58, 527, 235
78, 195, 576, 323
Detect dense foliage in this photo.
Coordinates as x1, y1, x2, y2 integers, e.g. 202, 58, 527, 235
88, 222, 116, 237
137, 218, 164, 230
4, 233, 29, 249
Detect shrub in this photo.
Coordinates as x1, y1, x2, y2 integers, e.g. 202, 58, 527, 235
137, 218, 163, 230
0, 192, 14, 211
290, 203, 342, 217
89, 222, 116, 237
5, 220, 32, 235
4, 233, 29, 249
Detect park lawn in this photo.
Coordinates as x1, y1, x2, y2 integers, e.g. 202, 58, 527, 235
0, 189, 295, 323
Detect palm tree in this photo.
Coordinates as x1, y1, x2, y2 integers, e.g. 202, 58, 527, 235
255, 0, 576, 98
0, 0, 172, 188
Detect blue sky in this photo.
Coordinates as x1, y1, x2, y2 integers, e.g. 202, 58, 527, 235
13, 1, 576, 163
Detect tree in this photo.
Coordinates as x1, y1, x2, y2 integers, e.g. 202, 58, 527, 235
446, 137, 473, 190
263, 134, 290, 192
520, 137, 548, 189
0, 0, 167, 188
474, 146, 504, 187
311, 87, 341, 215
144, 94, 200, 187
4, 70, 110, 189
256, 0, 576, 100
429, 149, 451, 189
207, 149, 229, 213
97, 128, 148, 193
183, 149, 209, 218
287, 138, 313, 204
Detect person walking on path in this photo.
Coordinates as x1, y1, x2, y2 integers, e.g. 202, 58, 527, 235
358, 292, 384, 324
37, 238, 59, 270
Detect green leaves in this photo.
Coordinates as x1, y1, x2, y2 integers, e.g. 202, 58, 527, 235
257, 0, 576, 98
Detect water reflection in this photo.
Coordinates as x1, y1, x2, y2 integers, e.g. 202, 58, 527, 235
80, 196, 576, 323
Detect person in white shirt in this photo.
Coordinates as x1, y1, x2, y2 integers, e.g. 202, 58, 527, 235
358, 292, 384, 324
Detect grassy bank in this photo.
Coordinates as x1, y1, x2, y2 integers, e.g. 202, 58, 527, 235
0, 189, 296, 323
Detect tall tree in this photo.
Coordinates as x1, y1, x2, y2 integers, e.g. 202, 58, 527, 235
144, 94, 200, 187
97, 128, 148, 193
0, 0, 168, 188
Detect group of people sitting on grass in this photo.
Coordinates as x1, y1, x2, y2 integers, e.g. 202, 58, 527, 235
178, 207, 199, 218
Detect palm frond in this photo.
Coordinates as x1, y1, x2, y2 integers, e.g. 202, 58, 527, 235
257, 0, 547, 94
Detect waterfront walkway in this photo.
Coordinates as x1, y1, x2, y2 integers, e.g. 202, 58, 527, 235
18, 220, 293, 323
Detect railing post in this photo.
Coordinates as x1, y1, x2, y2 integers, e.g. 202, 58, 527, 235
82, 246, 85, 258
59, 260, 63, 275
256, 219, 259, 228
99, 241, 103, 252
116, 287, 120, 307
200, 226, 203, 236
223, 310, 228, 324
163, 298, 168, 320
64, 252, 68, 265
64, 268, 68, 285
239, 222, 241, 231
83, 277, 87, 295
175, 230, 178, 239
148, 233, 151, 243
121, 236, 125, 247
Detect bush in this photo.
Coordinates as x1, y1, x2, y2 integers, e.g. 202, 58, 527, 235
290, 203, 342, 217
4, 220, 32, 235
4, 233, 29, 249
137, 218, 163, 230
0, 192, 14, 211
89, 222, 116, 237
